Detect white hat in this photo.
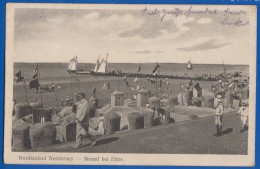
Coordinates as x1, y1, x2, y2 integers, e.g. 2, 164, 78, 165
215, 95, 222, 102
216, 95, 222, 99
241, 99, 249, 106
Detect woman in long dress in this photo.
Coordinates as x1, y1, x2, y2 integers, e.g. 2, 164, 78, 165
98, 113, 105, 135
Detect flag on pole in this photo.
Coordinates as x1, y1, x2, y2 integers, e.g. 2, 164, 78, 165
32, 72, 38, 79
152, 62, 160, 74
138, 63, 141, 72
134, 76, 139, 83
15, 71, 24, 83
30, 65, 40, 92
33, 66, 38, 73
153, 69, 160, 76
124, 75, 127, 81
32, 65, 38, 79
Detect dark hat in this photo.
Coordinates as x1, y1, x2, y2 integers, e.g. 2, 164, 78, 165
78, 93, 86, 98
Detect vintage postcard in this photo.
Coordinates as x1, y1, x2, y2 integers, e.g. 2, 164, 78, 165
4, 3, 256, 166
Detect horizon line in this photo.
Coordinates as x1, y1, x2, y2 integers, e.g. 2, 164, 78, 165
14, 61, 249, 66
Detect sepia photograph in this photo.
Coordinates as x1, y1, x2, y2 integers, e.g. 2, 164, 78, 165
4, 3, 256, 166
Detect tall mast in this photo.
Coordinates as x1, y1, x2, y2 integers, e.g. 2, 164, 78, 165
37, 64, 43, 104
222, 60, 226, 73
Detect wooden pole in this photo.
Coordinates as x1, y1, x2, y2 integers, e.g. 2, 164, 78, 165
23, 79, 28, 104
95, 73, 98, 98
117, 76, 120, 91
70, 73, 73, 98
52, 78, 58, 107
125, 81, 127, 99
37, 64, 43, 104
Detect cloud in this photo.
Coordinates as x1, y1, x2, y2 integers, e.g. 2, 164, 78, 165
177, 39, 231, 52
135, 50, 163, 54
120, 16, 194, 40
135, 50, 152, 54
14, 8, 250, 64
15, 11, 145, 43
197, 18, 212, 24
79, 13, 144, 35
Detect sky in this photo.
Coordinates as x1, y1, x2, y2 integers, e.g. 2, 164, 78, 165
14, 5, 255, 64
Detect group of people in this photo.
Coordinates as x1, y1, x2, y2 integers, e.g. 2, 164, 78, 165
67, 78, 249, 147
214, 95, 249, 137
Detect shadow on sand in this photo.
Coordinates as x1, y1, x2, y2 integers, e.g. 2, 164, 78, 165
221, 128, 233, 136
93, 137, 119, 146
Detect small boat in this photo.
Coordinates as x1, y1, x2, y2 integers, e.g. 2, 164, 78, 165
67, 56, 90, 74
186, 59, 192, 70
66, 55, 243, 82
67, 56, 78, 73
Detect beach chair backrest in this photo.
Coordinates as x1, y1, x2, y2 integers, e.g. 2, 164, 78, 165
64, 122, 76, 142
32, 108, 52, 124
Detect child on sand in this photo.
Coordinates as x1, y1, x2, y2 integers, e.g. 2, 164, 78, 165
98, 113, 105, 135
237, 99, 249, 132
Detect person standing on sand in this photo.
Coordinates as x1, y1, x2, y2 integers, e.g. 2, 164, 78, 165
237, 99, 249, 132
103, 83, 107, 90
73, 93, 96, 148
107, 82, 110, 90
97, 113, 105, 135
214, 95, 224, 136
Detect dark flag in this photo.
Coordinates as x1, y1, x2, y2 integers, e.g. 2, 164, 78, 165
152, 62, 160, 73
32, 65, 38, 79
153, 69, 160, 76
32, 72, 38, 79
30, 65, 40, 92
138, 63, 141, 72
33, 66, 38, 73
15, 71, 24, 83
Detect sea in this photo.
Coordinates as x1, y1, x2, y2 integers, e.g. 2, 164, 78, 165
13, 62, 249, 85
12, 62, 249, 108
